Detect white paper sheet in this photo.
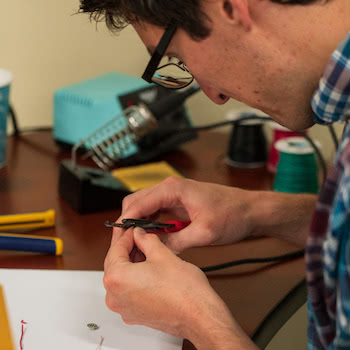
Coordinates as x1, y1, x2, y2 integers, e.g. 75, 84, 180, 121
0, 269, 182, 350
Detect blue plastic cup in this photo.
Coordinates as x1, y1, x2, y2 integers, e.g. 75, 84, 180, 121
0, 69, 12, 168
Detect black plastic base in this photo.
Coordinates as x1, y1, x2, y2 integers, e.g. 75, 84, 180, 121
59, 160, 131, 214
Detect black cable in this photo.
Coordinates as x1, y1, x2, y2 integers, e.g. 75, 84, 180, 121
298, 131, 327, 184
162, 117, 328, 185
200, 249, 305, 273
17, 126, 53, 133
328, 124, 339, 150
160, 115, 273, 133
8, 104, 53, 135
8, 105, 19, 136
165, 118, 318, 273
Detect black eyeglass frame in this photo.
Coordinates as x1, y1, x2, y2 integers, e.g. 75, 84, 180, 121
141, 25, 194, 89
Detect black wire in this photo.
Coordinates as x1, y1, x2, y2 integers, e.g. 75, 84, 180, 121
200, 249, 305, 273
17, 126, 53, 133
298, 131, 327, 184
167, 118, 317, 273
5, 104, 336, 275
160, 116, 273, 133
328, 124, 339, 150
164, 116, 328, 184
8, 104, 53, 135
8, 105, 19, 136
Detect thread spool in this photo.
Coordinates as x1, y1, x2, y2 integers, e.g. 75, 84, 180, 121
267, 121, 301, 173
273, 137, 319, 194
226, 113, 267, 168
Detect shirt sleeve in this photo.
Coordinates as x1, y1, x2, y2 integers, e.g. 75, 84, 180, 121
326, 162, 350, 349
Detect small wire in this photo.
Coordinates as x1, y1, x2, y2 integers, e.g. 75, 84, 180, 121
165, 116, 327, 184
328, 124, 339, 150
16, 126, 53, 134
20, 320, 27, 350
200, 249, 304, 273
298, 131, 327, 184
8, 104, 53, 135
96, 336, 104, 350
9, 105, 19, 136
159, 116, 272, 134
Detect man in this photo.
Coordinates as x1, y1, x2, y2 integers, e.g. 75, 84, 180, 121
80, 0, 349, 348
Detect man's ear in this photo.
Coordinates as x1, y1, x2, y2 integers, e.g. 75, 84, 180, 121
221, 0, 252, 31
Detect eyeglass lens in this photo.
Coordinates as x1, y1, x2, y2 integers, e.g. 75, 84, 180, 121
151, 57, 193, 89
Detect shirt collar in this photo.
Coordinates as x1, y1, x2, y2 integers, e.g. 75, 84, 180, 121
311, 32, 350, 125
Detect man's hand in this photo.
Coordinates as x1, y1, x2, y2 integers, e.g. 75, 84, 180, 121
120, 177, 255, 253
103, 226, 258, 349
119, 177, 316, 253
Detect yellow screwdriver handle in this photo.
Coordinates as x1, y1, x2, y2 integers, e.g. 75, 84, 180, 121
0, 209, 56, 231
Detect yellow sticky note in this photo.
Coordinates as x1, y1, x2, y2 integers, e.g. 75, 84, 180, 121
0, 285, 14, 350
112, 161, 184, 192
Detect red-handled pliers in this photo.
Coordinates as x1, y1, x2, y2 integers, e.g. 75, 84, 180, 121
161, 220, 191, 233
105, 218, 191, 233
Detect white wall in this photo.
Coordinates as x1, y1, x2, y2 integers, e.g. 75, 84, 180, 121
0, 0, 242, 129
0, 0, 343, 162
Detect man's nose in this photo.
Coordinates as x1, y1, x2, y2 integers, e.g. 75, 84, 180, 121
199, 85, 230, 105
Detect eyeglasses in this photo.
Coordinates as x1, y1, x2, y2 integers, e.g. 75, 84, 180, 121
142, 25, 194, 90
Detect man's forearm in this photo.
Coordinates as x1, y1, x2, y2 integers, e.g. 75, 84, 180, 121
191, 326, 259, 350
248, 191, 317, 246
190, 312, 258, 350
186, 293, 259, 350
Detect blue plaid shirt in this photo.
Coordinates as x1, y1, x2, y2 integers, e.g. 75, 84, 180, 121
306, 32, 350, 349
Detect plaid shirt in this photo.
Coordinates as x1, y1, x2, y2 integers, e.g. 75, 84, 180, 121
306, 32, 350, 349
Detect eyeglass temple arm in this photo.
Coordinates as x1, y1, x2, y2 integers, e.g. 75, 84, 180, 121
142, 25, 177, 83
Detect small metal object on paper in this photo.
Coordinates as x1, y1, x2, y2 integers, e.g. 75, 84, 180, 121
87, 323, 99, 330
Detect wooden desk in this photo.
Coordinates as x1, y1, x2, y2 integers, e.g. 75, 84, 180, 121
0, 131, 306, 349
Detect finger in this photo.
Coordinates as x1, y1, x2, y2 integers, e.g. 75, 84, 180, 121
107, 217, 126, 243
121, 185, 160, 217
122, 177, 185, 220
133, 227, 173, 261
111, 226, 126, 244
108, 228, 135, 264
162, 224, 211, 253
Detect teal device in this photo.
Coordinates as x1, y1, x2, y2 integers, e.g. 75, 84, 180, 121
56, 73, 198, 213
54, 72, 197, 166
54, 72, 150, 148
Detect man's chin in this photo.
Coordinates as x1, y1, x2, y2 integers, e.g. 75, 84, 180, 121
277, 119, 315, 132
270, 108, 316, 131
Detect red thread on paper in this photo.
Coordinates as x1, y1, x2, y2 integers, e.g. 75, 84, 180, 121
20, 320, 27, 350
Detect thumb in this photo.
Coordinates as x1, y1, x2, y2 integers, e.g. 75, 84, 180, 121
133, 227, 171, 261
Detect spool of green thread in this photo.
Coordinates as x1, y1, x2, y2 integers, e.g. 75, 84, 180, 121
273, 137, 319, 194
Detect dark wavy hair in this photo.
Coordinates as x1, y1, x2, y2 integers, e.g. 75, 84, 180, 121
80, 0, 324, 40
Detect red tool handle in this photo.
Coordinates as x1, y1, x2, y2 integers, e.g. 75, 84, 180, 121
163, 220, 191, 233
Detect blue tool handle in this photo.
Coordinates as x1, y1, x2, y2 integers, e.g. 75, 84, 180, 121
0, 234, 63, 255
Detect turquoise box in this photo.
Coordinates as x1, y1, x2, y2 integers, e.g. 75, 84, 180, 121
53, 72, 150, 148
